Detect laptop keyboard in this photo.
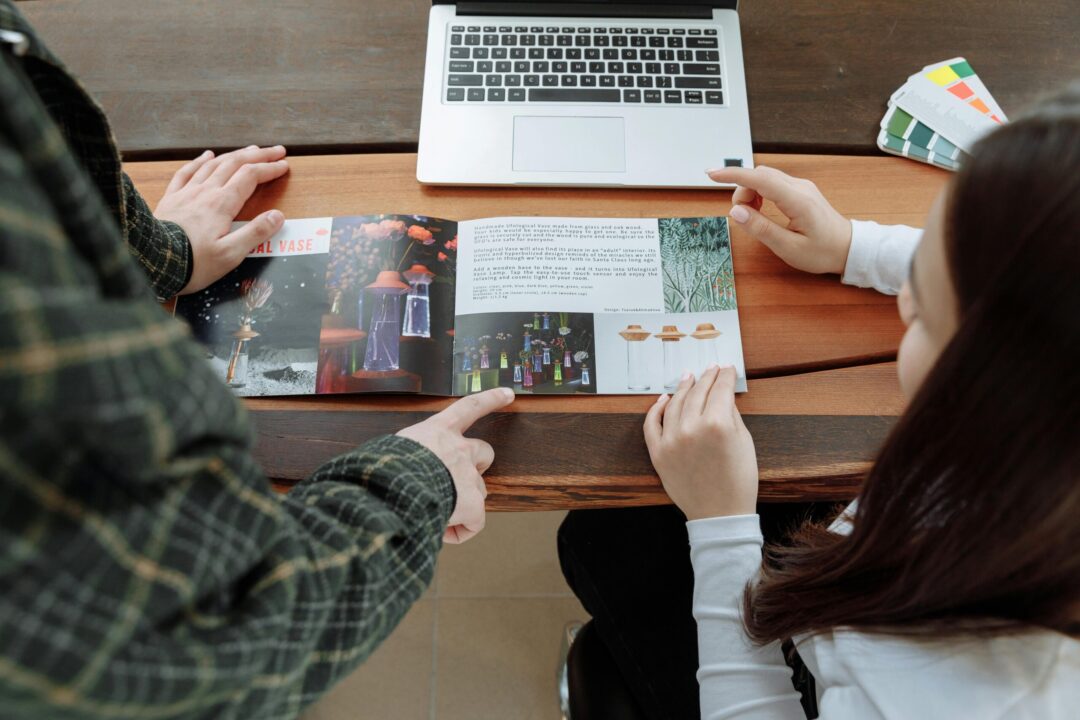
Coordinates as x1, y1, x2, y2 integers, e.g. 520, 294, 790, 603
444, 24, 723, 105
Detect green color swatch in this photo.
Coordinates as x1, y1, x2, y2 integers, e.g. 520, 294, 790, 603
886, 107, 915, 137
951, 60, 975, 78
908, 122, 935, 147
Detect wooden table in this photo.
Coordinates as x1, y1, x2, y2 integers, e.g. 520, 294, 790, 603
23, 0, 1079, 158
129, 152, 947, 510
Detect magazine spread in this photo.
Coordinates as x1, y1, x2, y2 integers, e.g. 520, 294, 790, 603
175, 214, 747, 397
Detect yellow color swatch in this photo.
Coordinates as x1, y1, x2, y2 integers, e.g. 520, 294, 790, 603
926, 66, 961, 86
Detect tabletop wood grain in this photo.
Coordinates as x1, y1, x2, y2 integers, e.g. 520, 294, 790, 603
127, 152, 942, 509
22, 0, 1078, 158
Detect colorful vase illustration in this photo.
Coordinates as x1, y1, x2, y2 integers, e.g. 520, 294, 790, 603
500, 351, 509, 369
401, 264, 434, 338
553, 360, 563, 385
580, 363, 591, 386
480, 346, 491, 369
363, 271, 408, 372
513, 363, 523, 384
523, 364, 534, 388
655, 325, 688, 391
618, 324, 652, 391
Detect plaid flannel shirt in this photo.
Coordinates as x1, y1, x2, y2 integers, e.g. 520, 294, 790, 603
0, 3, 455, 718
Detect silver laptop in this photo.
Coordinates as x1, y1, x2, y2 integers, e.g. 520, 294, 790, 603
417, 0, 753, 188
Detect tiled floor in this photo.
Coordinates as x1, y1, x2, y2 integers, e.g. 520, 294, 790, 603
303, 511, 586, 720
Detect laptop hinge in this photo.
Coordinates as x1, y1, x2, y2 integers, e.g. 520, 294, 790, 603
453, 3, 714, 20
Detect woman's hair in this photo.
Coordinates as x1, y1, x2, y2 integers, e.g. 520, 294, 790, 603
743, 84, 1080, 643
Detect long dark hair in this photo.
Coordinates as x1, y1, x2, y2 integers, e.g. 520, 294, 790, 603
744, 85, 1080, 642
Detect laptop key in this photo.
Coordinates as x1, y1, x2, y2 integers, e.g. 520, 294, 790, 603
452, 25, 464, 31
675, 77, 721, 89
511, 48, 526, 58
524, 74, 541, 86
496, 61, 511, 72
520, 35, 536, 46
467, 88, 484, 101
687, 37, 718, 47
505, 74, 521, 86
636, 75, 653, 87
645, 62, 661, 74
705, 29, 718, 35
621, 48, 637, 60
492, 47, 508, 59
603, 49, 618, 59
567, 48, 582, 59
677, 50, 692, 61
608, 61, 624, 73
631, 36, 646, 47
667, 37, 684, 48
575, 35, 591, 46
659, 49, 674, 61
656, 76, 673, 88
585, 48, 600, 59
485, 74, 502, 86
448, 74, 483, 86
664, 90, 682, 103
664, 63, 680, 74
540, 35, 554, 46
613, 36, 628, 46
571, 62, 586, 73
487, 88, 505, 101
599, 75, 616, 87
623, 89, 642, 102
450, 47, 469, 58
528, 88, 621, 102
649, 36, 664, 47
561, 75, 578, 86
581, 75, 597, 86
641, 49, 656, 60
685, 90, 703, 104
705, 91, 724, 104
448, 61, 474, 72
594, 35, 610, 46
683, 63, 720, 75
450, 34, 463, 46
644, 89, 662, 103
467, 26, 480, 32
515, 61, 530, 72
543, 74, 558, 86
557, 35, 572, 46
533, 61, 549, 72
501, 35, 517, 45
589, 61, 605, 73
483, 34, 498, 45
688, 29, 701, 35
553, 61, 568, 72
547, 48, 563, 59
447, 87, 465, 101
473, 47, 490, 59
465, 34, 480, 46
628, 62, 643, 73
477, 61, 493, 73
529, 48, 544, 59
618, 75, 634, 87
695, 50, 720, 61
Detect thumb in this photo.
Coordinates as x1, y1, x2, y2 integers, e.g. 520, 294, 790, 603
440, 387, 515, 432
729, 203, 802, 260
221, 209, 285, 260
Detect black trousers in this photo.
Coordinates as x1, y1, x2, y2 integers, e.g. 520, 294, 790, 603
558, 504, 833, 720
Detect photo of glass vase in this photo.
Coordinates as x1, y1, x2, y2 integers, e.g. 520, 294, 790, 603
533, 313, 541, 330
513, 363, 523, 384
553, 360, 563, 385
618, 324, 652, 391
500, 351, 509, 369
461, 352, 473, 372
542, 312, 551, 330
691, 323, 723, 368
470, 368, 482, 393
523, 364, 534, 388
402, 264, 434, 338
655, 325, 688, 391
523, 331, 532, 353
580, 363, 591, 386
563, 350, 572, 368
225, 324, 259, 388
542, 347, 551, 366
532, 351, 543, 374
480, 346, 491, 369
363, 270, 408, 372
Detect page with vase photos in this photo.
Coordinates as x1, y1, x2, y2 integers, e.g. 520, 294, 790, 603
452, 216, 747, 396
175, 214, 460, 397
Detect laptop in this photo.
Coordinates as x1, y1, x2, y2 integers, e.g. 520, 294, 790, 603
417, 0, 753, 188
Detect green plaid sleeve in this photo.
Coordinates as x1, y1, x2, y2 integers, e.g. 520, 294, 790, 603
0, 43, 457, 716
121, 172, 193, 301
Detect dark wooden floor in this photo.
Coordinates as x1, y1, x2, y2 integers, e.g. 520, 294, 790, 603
20, 0, 1079, 158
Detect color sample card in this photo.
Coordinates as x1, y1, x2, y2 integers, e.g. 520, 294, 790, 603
878, 58, 1005, 171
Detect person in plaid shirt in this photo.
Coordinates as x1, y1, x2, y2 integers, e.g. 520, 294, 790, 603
0, 2, 510, 717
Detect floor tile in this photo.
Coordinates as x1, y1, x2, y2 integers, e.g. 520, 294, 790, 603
437, 511, 572, 597
434, 597, 586, 720
303, 600, 436, 720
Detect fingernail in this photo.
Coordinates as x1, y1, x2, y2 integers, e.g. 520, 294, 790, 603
706, 363, 719, 371
681, 371, 693, 382
704, 168, 721, 175
730, 205, 750, 223
657, 394, 669, 403
267, 210, 284, 225
499, 387, 514, 400
274, 144, 286, 152
201, 149, 212, 158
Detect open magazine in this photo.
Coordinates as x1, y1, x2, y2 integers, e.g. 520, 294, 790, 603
175, 214, 747, 397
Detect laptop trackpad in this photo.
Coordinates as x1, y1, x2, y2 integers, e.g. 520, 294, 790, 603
513, 116, 626, 173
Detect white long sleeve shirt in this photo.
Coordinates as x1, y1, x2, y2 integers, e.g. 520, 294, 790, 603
690, 221, 1080, 719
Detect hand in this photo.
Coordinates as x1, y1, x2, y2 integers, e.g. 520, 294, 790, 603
397, 388, 515, 543
707, 165, 853, 275
644, 366, 758, 520
155, 146, 291, 294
